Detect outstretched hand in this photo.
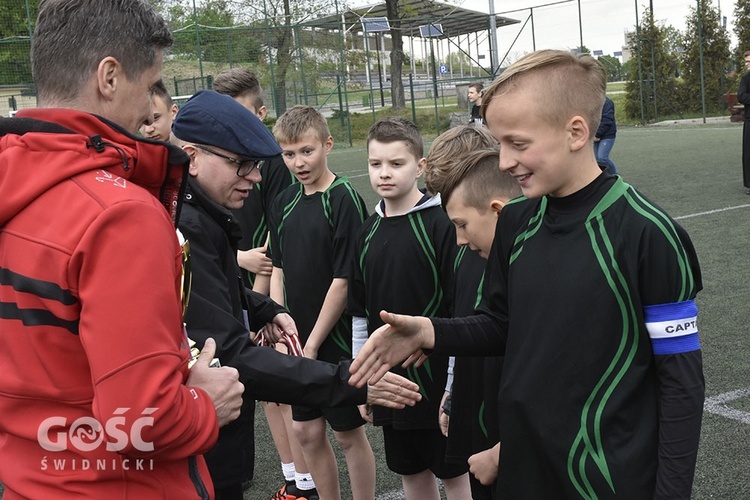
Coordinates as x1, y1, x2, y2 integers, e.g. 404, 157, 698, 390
365, 371, 422, 409
349, 310, 434, 388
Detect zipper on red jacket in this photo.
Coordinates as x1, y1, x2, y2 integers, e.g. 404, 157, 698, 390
188, 456, 210, 500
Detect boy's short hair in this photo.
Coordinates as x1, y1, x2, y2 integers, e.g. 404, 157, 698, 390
481, 49, 607, 135
441, 148, 522, 209
367, 117, 423, 159
273, 105, 330, 145
744, 50, 750, 58
469, 82, 484, 93
424, 125, 497, 195
212, 67, 264, 109
151, 80, 173, 108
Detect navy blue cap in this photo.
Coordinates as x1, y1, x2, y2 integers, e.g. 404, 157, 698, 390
172, 89, 282, 159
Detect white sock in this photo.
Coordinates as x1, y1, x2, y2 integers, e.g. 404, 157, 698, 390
295, 472, 316, 491
282, 462, 296, 482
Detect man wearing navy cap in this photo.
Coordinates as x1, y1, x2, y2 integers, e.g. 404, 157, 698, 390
172, 90, 422, 499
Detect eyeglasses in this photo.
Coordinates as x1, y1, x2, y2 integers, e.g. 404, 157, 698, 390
194, 144, 263, 177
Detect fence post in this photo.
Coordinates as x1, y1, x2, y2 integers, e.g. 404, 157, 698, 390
410, 73, 417, 124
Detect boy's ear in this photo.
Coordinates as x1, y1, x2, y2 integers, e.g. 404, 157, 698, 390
325, 135, 334, 154
256, 105, 268, 121
170, 104, 179, 119
489, 199, 506, 215
416, 157, 427, 178
567, 115, 590, 152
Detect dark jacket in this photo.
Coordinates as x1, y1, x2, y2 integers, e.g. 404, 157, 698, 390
738, 71, 750, 120
596, 97, 617, 139
178, 177, 366, 487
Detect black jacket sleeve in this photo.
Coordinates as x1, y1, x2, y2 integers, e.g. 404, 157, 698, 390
652, 350, 704, 500
181, 206, 366, 407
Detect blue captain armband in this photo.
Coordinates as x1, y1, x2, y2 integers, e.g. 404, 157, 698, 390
644, 300, 701, 355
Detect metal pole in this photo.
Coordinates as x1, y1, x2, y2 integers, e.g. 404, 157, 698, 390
262, 0, 278, 115
635, 0, 645, 125
577, 0, 583, 50
488, 0, 499, 75
24, 0, 33, 39
430, 36, 441, 135
192, 0, 203, 83
531, 8, 536, 51
376, 33, 385, 107
698, 0, 707, 123
335, 0, 352, 146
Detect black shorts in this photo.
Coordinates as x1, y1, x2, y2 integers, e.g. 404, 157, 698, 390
291, 404, 365, 432
382, 425, 468, 478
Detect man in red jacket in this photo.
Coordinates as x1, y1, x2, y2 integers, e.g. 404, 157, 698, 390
0, 0, 245, 498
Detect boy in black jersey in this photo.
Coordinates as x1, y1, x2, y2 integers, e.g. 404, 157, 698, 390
350, 50, 705, 500
424, 129, 521, 499
268, 105, 374, 500
349, 117, 471, 499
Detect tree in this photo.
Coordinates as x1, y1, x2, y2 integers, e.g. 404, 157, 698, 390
731, 0, 750, 81
680, 0, 731, 114
598, 55, 622, 82
385, 0, 406, 109
623, 9, 681, 121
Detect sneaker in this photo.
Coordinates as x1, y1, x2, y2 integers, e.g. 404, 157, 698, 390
270, 480, 295, 500
285, 483, 319, 500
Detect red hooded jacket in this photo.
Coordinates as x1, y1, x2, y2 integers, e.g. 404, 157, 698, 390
0, 109, 219, 499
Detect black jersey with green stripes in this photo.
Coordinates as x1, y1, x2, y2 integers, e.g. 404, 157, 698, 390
348, 193, 458, 429
445, 247, 503, 463
233, 154, 296, 288
268, 176, 367, 363
432, 172, 704, 499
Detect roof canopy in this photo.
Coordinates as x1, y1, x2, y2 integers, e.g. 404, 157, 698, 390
303, 0, 519, 38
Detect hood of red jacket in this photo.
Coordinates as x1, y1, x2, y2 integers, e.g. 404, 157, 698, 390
0, 108, 189, 227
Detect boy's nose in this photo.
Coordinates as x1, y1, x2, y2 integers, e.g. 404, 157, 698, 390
498, 150, 515, 172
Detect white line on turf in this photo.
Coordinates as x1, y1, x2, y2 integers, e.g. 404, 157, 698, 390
704, 388, 750, 425
675, 204, 750, 220
375, 488, 406, 499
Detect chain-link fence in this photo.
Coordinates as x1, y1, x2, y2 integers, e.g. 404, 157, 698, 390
1, 8, 492, 144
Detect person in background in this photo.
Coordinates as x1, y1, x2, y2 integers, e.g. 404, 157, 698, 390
594, 96, 618, 174
468, 83, 484, 125
139, 80, 178, 142
737, 50, 750, 194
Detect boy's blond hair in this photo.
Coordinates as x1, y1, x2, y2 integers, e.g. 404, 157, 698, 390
424, 125, 497, 195
273, 105, 331, 144
366, 117, 423, 159
481, 50, 607, 136
440, 148, 522, 210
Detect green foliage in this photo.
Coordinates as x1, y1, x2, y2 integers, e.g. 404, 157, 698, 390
0, 0, 38, 85
624, 9, 683, 121
680, 0, 731, 114
732, 0, 750, 76
598, 55, 622, 81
